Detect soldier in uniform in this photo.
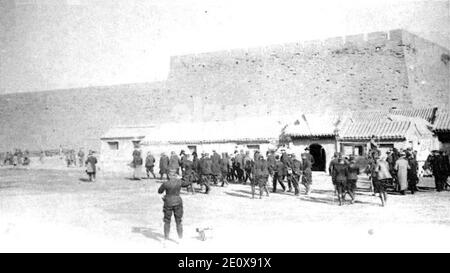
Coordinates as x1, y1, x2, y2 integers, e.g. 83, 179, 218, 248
158, 170, 191, 241
251, 155, 270, 199
267, 150, 276, 181
407, 152, 419, 194
328, 152, 339, 178
301, 152, 313, 195
332, 155, 348, 206
191, 152, 201, 186
145, 152, 157, 179
243, 151, 253, 184
234, 150, 245, 183
199, 152, 211, 194
179, 150, 187, 175
210, 150, 222, 185
346, 156, 359, 204
85, 151, 98, 182
301, 147, 315, 168
272, 155, 286, 192
375, 155, 391, 206
77, 148, 85, 168
159, 153, 170, 180
220, 152, 230, 187
290, 154, 302, 196
280, 149, 292, 191
169, 151, 180, 175
181, 153, 195, 194
444, 151, 450, 189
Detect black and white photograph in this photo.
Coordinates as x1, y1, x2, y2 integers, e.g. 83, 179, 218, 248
0, 0, 449, 254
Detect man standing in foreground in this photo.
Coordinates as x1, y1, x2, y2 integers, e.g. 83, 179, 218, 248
158, 171, 190, 242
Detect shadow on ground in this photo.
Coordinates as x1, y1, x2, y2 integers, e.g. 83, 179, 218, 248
78, 178, 91, 182
131, 226, 178, 243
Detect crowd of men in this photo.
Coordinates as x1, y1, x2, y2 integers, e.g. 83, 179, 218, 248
63, 148, 86, 168
130, 146, 316, 199
328, 147, 450, 206
0, 149, 31, 167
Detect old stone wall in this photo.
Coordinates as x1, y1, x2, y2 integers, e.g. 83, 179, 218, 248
0, 29, 448, 151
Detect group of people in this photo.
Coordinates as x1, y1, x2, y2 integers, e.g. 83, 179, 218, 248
64, 148, 86, 168
425, 150, 450, 192
330, 147, 450, 207
130, 146, 316, 199
1, 149, 31, 167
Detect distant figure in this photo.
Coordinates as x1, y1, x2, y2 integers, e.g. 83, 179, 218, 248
199, 152, 211, 194
346, 156, 359, 204
39, 150, 45, 164
251, 155, 270, 199
210, 150, 221, 185
158, 170, 190, 241
394, 152, 410, 195
131, 148, 143, 180
159, 153, 170, 180
145, 152, 157, 179
291, 154, 302, 196
220, 152, 229, 187
331, 155, 347, 206
59, 145, 64, 160
85, 151, 98, 182
22, 151, 31, 166
301, 152, 313, 195
407, 152, 419, 194
375, 155, 391, 206
169, 151, 180, 175
181, 153, 195, 194
78, 148, 85, 168
272, 155, 286, 193
301, 147, 315, 167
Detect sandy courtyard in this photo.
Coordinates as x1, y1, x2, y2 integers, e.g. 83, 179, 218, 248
1, 164, 450, 253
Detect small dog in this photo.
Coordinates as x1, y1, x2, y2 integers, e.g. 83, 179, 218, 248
196, 227, 212, 241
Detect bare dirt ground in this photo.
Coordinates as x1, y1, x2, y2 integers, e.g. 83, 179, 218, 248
1, 160, 450, 253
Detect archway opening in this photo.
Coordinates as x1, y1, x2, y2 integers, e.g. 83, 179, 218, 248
309, 143, 326, 171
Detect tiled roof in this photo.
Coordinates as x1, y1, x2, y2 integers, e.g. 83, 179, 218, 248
434, 109, 450, 132
284, 114, 340, 138
389, 107, 437, 123
347, 110, 390, 123
339, 120, 412, 140
102, 117, 286, 144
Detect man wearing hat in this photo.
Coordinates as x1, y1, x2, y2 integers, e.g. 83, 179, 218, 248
280, 148, 292, 191
329, 152, 339, 179
234, 150, 245, 183
394, 152, 410, 194
210, 150, 222, 185
158, 170, 191, 242
301, 152, 313, 195
159, 153, 170, 180
291, 153, 302, 196
199, 152, 211, 194
407, 151, 419, 194
251, 154, 270, 199
181, 153, 195, 194
301, 147, 315, 168
85, 150, 98, 182
272, 155, 286, 192
169, 151, 180, 175
346, 155, 359, 203
428, 150, 446, 192
331, 154, 348, 206
145, 151, 157, 179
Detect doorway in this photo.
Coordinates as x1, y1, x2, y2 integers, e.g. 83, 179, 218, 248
309, 143, 326, 171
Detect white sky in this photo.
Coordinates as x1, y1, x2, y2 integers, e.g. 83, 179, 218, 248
0, 0, 449, 93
